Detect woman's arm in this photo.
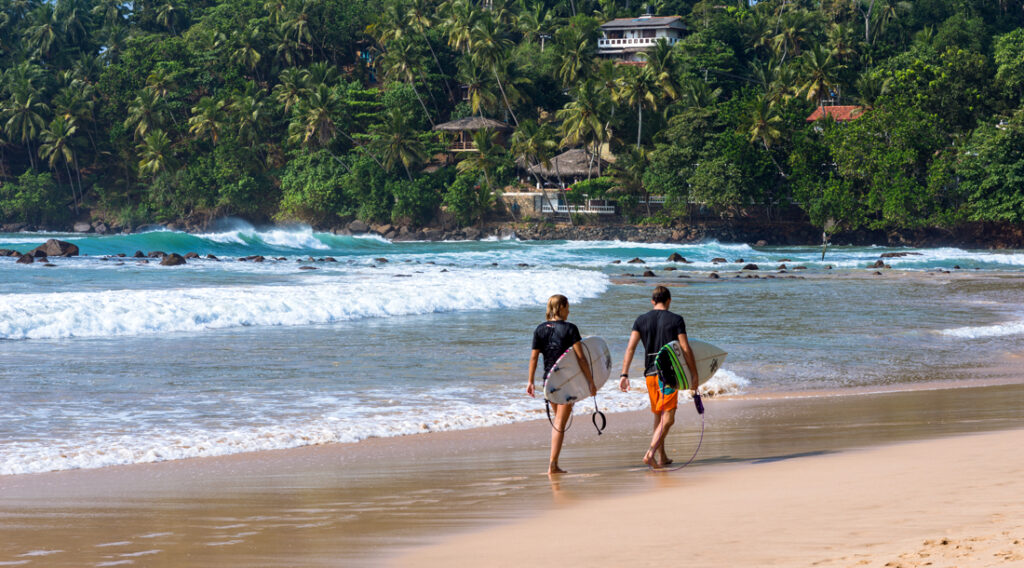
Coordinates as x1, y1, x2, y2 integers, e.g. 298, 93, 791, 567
571, 342, 596, 396
527, 349, 541, 397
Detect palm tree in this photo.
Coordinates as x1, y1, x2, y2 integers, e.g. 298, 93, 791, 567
378, 38, 436, 128
155, 0, 183, 34
456, 57, 499, 117
609, 146, 651, 215
38, 116, 81, 212
440, 0, 476, 54
456, 128, 506, 195
371, 107, 427, 181
3, 89, 49, 170
557, 80, 606, 162
232, 28, 263, 81
800, 44, 842, 110
272, 67, 307, 113
406, 0, 454, 100
188, 96, 227, 145
747, 94, 785, 176
617, 64, 659, 149
510, 119, 562, 220
124, 89, 165, 141
854, 71, 890, 108
137, 129, 176, 179
644, 39, 680, 104
287, 83, 340, 149
231, 83, 268, 150
469, 13, 519, 125
555, 25, 594, 88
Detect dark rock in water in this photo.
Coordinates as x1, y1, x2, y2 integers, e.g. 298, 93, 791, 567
627, 257, 645, 264
708, 272, 720, 279
463, 227, 481, 240
441, 269, 449, 273
184, 252, 200, 259
794, 266, 807, 270
779, 258, 792, 262
375, 257, 389, 263
868, 260, 886, 269
667, 253, 686, 262
953, 265, 961, 270
16, 254, 34, 264
664, 266, 677, 271
0, 249, 16, 257
611, 260, 621, 264
93, 223, 109, 235
133, 251, 146, 258
73, 222, 93, 233
348, 220, 369, 233
252, 256, 265, 263
642, 270, 656, 277
734, 258, 745, 263
873, 271, 883, 275
137, 259, 149, 264
116, 253, 126, 258
324, 257, 338, 262
207, 254, 219, 261
755, 240, 767, 247
517, 263, 531, 267
147, 251, 166, 258
394, 274, 412, 278
160, 253, 187, 266
43, 263, 56, 267
711, 258, 726, 263
299, 266, 318, 270
880, 252, 922, 258
742, 263, 759, 270
135, 224, 164, 233
777, 264, 787, 270
678, 274, 691, 278
30, 239, 79, 257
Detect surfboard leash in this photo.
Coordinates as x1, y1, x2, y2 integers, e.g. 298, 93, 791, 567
544, 398, 575, 433
646, 393, 705, 473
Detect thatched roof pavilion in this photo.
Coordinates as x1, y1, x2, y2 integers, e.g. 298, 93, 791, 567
432, 116, 512, 132
526, 148, 610, 179
432, 117, 512, 153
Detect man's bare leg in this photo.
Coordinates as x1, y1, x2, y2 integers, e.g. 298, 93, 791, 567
644, 409, 676, 468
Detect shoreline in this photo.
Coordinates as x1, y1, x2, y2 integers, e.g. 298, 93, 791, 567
2, 377, 1023, 567
3, 217, 1023, 250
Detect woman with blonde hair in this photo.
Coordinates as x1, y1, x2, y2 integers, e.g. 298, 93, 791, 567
527, 294, 595, 474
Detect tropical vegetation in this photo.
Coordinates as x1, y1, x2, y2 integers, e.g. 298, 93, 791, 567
1, 0, 1024, 233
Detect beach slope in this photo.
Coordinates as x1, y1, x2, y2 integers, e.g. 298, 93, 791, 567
394, 428, 1024, 568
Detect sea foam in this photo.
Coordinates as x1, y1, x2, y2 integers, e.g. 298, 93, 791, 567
939, 319, 1024, 339
0, 267, 609, 340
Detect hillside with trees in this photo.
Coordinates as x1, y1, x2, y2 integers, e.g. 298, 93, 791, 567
2, 0, 1023, 238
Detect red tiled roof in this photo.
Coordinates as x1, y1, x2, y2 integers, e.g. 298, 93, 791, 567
806, 105, 865, 122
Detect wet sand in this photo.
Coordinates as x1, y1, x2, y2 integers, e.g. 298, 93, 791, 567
2, 373, 1023, 567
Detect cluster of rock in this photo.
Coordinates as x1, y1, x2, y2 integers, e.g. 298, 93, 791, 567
1, 239, 79, 265
334, 220, 517, 242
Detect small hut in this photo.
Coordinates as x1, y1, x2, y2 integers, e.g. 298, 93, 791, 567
526, 148, 610, 186
432, 116, 512, 152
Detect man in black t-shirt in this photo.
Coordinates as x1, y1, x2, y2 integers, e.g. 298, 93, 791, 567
618, 286, 699, 468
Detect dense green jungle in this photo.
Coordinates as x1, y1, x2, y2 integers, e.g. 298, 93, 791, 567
1, 0, 1023, 235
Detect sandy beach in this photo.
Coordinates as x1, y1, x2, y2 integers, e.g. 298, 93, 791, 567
396, 427, 1024, 568
2, 375, 1023, 567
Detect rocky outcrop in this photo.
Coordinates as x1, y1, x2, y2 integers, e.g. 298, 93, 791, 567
16, 254, 34, 264
159, 253, 187, 266
29, 239, 79, 257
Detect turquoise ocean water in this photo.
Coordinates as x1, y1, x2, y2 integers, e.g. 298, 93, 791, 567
2, 220, 1022, 475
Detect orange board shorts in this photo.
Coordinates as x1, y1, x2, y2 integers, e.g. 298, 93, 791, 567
645, 374, 678, 414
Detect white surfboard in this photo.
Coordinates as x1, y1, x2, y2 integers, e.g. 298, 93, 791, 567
660, 339, 728, 390
544, 336, 613, 405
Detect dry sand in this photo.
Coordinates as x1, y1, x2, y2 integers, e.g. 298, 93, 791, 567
394, 428, 1024, 568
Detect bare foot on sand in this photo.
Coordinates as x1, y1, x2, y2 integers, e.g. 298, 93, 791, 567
643, 452, 661, 469
548, 465, 567, 475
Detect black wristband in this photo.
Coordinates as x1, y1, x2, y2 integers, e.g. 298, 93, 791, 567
619, 373, 628, 378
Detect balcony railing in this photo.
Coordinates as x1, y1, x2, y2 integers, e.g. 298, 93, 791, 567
597, 37, 678, 49
541, 202, 617, 215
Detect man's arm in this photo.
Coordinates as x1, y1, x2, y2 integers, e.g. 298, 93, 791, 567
619, 330, 641, 392
677, 333, 700, 391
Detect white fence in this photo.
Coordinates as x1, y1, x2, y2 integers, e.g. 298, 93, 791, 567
540, 203, 617, 215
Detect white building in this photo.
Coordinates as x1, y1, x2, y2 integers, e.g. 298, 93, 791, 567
597, 15, 687, 63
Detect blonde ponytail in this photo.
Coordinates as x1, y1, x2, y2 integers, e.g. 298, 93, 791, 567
545, 294, 569, 321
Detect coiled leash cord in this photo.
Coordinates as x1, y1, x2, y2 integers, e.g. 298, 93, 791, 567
647, 393, 705, 472
546, 394, 606, 435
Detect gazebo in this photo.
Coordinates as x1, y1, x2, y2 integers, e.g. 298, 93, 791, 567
432, 116, 512, 152
526, 148, 610, 185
